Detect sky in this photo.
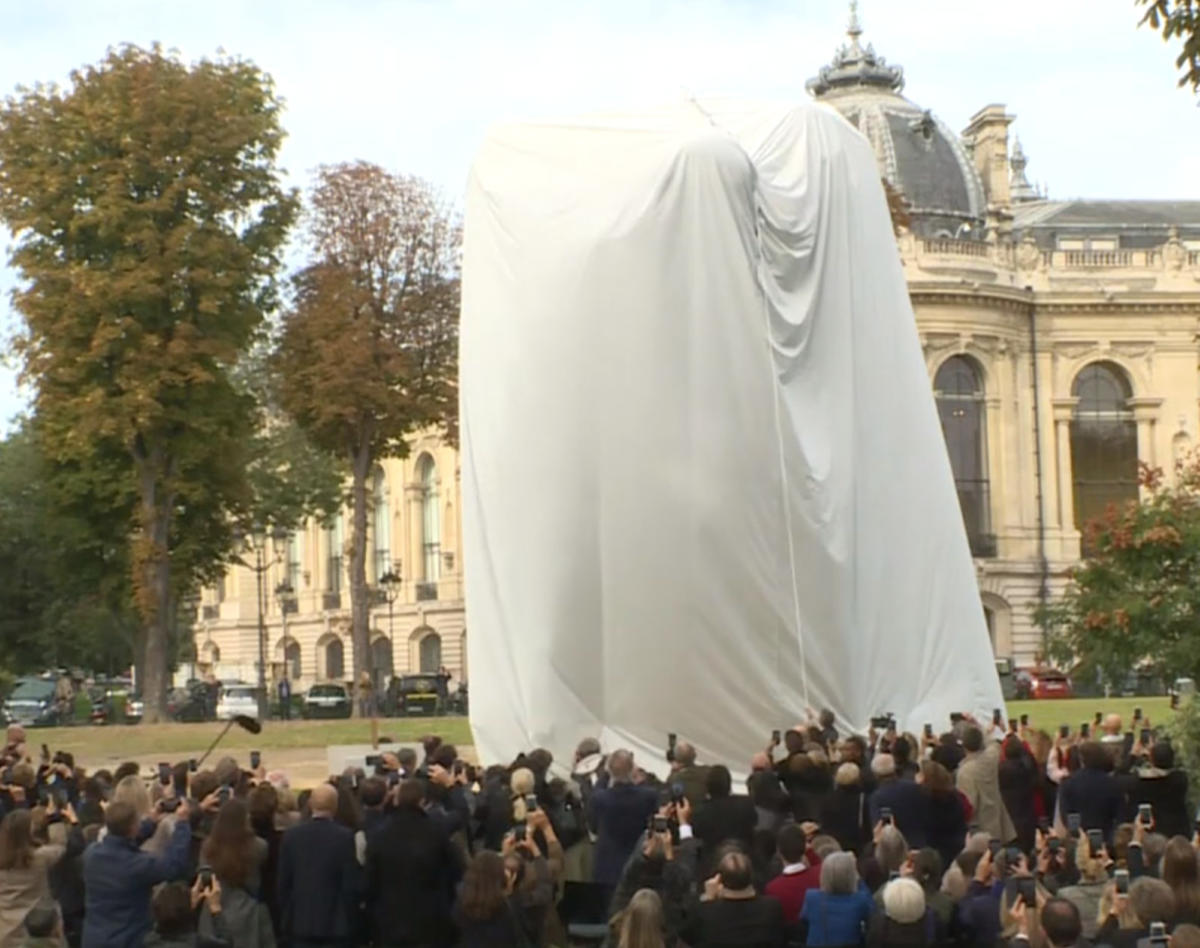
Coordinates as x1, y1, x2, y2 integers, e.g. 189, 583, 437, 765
0, 0, 1197, 432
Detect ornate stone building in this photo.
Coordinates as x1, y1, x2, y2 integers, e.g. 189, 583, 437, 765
191, 8, 1200, 691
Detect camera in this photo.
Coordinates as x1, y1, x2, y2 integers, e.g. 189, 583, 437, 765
870, 713, 895, 731
158, 797, 181, 813
365, 754, 382, 768
652, 815, 669, 833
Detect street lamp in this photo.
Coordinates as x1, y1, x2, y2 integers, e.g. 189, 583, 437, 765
234, 522, 290, 720
379, 565, 402, 692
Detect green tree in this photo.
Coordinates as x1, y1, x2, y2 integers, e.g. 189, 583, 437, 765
274, 162, 459, 714
0, 45, 296, 719
1042, 458, 1200, 688
1137, 0, 1200, 92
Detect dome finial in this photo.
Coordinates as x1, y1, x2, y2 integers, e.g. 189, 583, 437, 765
848, 0, 864, 53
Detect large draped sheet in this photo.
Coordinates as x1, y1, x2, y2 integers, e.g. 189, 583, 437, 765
460, 98, 1003, 773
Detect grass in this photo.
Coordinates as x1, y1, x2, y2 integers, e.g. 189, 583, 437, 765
1006, 697, 1171, 734
27, 715, 473, 760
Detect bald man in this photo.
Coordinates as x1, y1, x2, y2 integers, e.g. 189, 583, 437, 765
278, 782, 361, 948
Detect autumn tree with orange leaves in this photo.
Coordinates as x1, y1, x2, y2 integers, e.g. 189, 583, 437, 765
1042, 455, 1200, 688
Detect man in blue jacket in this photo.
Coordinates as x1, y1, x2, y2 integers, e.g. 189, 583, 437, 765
82, 798, 192, 948
588, 749, 660, 890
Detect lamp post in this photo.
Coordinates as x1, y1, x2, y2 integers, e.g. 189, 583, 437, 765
234, 523, 290, 720
379, 566, 402, 691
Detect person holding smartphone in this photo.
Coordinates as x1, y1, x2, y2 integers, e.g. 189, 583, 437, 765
1122, 742, 1191, 840
1057, 741, 1122, 846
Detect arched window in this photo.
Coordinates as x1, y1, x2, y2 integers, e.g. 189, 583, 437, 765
371, 636, 393, 689
324, 637, 344, 680
372, 468, 391, 582
419, 632, 442, 673
934, 356, 992, 555
418, 456, 441, 582
1071, 362, 1137, 555
284, 640, 301, 680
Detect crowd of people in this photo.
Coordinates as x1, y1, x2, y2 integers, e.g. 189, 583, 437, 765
0, 706, 1194, 948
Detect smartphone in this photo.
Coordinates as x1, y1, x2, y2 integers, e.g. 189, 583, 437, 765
771, 729, 781, 744
1087, 828, 1104, 857
880, 807, 894, 826
992, 708, 1003, 727
1059, 724, 1070, 739
1094, 711, 1103, 725
1017, 877, 1037, 904
249, 750, 261, 770
1067, 813, 1082, 835
988, 839, 1002, 857
670, 781, 686, 804
513, 823, 527, 842
1134, 707, 1143, 721
1081, 723, 1091, 739
40, 743, 50, 762
1020, 714, 1029, 727
667, 732, 677, 749
1139, 804, 1153, 825
217, 785, 231, 804
888, 869, 900, 881
1048, 837, 1062, 854
652, 815, 669, 833
950, 712, 965, 725
198, 866, 213, 889
1008, 718, 1018, 733
924, 723, 933, 739
188, 759, 198, 773
525, 793, 539, 813
1152, 922, 1169, 943
158, 797, 181, 813
158, 762, 171, 785
1115, 869, 1130, 894
173, 769, 188, 799
1140, 728, 1152, 746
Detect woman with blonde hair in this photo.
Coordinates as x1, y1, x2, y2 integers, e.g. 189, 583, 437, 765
1059, 842, 1115, 939
510, 767, 535, 823
608, 888, 666, 948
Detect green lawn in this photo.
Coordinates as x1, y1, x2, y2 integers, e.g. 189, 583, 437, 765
1006, 696, 1171, 734
28, 715, 473, 760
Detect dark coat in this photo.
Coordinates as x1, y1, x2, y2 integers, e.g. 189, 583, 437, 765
81, 821, 192, 948
693, 795, 758, 876
277, 816, 360, 946
1119, 769, 1191, 840
869, 778, 930, 849
606, 836, 700, 947
364, 806, 464, 947
588, 783, 659, 886
923, 789, 968, 872
999, 752, 1039, 853
821, 786, 870, 855
1058, 768, 1123, 839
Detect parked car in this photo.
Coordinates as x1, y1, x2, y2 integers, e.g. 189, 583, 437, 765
216, 684, 259, 720
303, 683, 351, 719
390, 674, 440, 716
166, 682, 210, 722
1014, 667, 1073, 700
2, 677, 61, 728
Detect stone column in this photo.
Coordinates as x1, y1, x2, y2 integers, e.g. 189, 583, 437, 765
1051, 398, 1078, 537
1130, 397, 1164, 497
405, 482, 424, 584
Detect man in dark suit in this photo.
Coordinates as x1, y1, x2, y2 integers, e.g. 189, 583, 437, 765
278, 783, 361, 948
1058, 741, 1123, 841
364, 778, 464, 947
692, 765, 758, 878
868, 753, 930, 848
588, 749, 659, 890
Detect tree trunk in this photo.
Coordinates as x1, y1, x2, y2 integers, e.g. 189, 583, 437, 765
348, 444, 373, 719
133, 460, 173, 723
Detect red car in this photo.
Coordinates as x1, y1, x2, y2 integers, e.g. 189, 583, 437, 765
1016, 668, 1074, 699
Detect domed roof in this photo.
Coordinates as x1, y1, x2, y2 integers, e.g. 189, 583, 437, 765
806, 3, 985, 238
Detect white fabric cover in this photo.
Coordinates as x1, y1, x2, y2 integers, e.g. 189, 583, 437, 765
460, 98, 1003, 773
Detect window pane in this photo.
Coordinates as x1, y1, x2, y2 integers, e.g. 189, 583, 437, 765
1070, 364, 1137, 555
934, 357, 989, 544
